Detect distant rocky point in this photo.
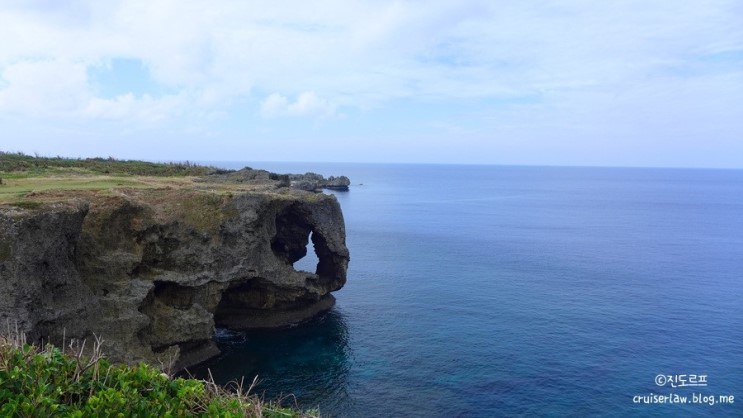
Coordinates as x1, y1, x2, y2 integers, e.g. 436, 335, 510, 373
203, 168, 351, 192
288, 172, 351, 192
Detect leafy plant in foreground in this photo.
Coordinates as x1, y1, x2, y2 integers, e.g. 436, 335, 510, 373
0, 324, 317, 417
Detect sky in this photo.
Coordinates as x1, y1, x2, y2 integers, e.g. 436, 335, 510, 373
0, 0, 742, 168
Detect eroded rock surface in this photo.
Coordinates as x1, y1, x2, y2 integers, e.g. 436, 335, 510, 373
0, 188, 348, 370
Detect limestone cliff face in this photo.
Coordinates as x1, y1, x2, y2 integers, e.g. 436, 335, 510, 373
0, 189, 349, 369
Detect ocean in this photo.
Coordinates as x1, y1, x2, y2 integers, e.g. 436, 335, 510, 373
191, 164, 743, 417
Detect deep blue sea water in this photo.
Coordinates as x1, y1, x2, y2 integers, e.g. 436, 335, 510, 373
192, 164, 743, 417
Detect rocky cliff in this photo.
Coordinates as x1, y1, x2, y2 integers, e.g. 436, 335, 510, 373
0, 187, 349, 370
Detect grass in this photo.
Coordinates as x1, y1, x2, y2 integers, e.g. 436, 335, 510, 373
0, 176, 160, 205
0, 152, 216, 205
0, 322, 318, 417
0, 152, 291, 206
0, 177, 144, 199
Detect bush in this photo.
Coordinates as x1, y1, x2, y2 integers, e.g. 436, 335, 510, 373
0, 152, 229, 177
0, 327, 316, 417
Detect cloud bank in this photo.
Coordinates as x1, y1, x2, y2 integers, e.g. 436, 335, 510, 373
0, 0, 741, 166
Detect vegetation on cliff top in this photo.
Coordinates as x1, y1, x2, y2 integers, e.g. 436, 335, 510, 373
0, 326, 316, 417
0, 152, 291, 206
0, 151, 224, 178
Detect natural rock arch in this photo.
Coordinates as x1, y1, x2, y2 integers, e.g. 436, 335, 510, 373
0, 189, 349, 370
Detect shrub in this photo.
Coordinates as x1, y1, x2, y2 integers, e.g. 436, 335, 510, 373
0, 152, 231, 177
0, 325, 317, 417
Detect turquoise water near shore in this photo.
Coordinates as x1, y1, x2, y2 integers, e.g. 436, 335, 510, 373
191, 164, 743, 417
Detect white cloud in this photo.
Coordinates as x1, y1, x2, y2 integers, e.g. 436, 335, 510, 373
2, 0, 741, 116
260, 91, 336, 119
0, 59, 88, 116
0, 58, 189, 122
83, 93, 186, 122
0, 0, 742, 166
259, 93, 289, 118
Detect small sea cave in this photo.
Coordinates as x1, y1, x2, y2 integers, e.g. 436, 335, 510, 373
212, 277, 326, 329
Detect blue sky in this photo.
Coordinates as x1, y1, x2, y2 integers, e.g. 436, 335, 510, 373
0, 0, 742, 167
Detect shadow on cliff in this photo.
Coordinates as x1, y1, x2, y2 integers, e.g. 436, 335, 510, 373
185, 308, 353, 412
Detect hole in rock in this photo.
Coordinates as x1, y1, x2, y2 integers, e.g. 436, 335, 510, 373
293, 232, 320, 273
271, 205, 322, 275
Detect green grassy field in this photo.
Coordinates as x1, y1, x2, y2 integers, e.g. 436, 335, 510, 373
0, 177, 144, 197
0, 152, 288, 206
0, 175, 186, 204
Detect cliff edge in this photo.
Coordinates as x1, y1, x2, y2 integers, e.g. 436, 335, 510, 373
0, 161, 349, 370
